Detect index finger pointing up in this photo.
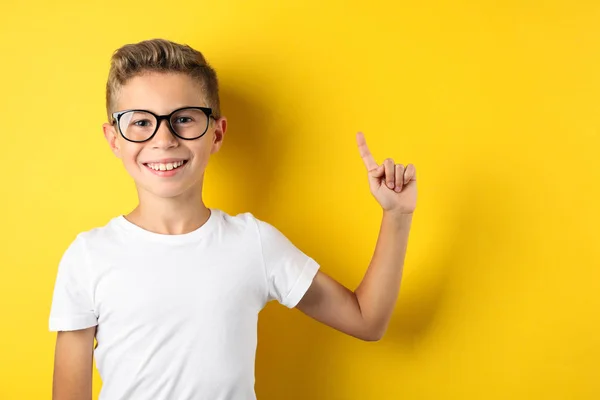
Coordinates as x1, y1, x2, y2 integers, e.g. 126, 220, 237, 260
356, 132, 379, 171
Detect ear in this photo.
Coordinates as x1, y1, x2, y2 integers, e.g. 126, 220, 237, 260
210, 116, 227, 155
102, 122, 122, 159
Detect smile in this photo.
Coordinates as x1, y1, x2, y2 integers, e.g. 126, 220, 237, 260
142, 159, 189, 177
144, 160, 188, 171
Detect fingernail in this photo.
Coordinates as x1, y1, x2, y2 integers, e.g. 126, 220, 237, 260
395, 186, 402, 192
388, 182, 394, 189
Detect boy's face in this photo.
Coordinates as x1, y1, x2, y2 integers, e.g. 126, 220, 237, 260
102, 72, 226, 200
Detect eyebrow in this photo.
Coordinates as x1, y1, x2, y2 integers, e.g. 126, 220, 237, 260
115, 105, 209, 113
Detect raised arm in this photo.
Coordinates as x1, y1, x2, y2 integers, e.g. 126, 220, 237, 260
297, 132, 417, 341
52, 326, 96, 400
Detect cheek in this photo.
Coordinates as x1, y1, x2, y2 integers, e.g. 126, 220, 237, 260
189, 145, 210, 167
119, 142, 143, 166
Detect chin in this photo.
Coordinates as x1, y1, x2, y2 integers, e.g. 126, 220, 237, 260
141, 175, 206, 199
147, 184, 194, 199
148, 189, 188, 199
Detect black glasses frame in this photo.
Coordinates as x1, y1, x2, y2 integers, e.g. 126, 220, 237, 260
111, 106, 215, 143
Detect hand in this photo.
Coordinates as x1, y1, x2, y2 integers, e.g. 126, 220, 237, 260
356, 132, 417, 215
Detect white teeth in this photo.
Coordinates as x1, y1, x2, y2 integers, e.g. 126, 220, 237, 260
146, 161, 186, 171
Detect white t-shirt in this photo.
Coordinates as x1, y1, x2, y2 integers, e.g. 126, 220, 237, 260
48, 208, 320, 400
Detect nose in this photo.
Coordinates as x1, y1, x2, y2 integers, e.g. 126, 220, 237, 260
150, 119, 178, 149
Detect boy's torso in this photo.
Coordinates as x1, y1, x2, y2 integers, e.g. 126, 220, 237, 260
88, 209, 267, 399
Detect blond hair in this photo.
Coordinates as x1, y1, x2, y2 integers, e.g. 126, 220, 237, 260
105, 38, 220, 121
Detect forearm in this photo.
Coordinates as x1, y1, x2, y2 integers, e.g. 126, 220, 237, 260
354, 210, 413, 339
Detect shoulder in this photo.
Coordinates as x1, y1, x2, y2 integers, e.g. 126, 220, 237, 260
216, 208, 263, 234
220, 209, 287, 238
59, 216, 125, 261
75, 217, 122, 245
56, 227, 106, 277
214, 209, 291, 249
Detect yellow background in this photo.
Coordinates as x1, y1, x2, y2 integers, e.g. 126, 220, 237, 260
1, 0, 599, 399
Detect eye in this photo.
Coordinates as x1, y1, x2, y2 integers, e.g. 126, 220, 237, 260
132, 119, 153, 127
174, 116, 193, 124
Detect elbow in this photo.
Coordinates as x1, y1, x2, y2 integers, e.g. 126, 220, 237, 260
362, 331, 384, 342
358, 324, 386, 342
361, 334, 383, 342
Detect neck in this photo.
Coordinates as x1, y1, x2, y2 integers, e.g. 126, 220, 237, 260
125, 185, 211, 235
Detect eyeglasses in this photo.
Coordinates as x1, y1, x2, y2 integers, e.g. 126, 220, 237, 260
111, 106, 215, 143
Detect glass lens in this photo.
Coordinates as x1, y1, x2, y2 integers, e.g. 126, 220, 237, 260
119, 111, 157, 142
170, 108, 209, 139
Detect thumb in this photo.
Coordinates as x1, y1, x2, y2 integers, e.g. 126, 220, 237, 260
368, 164, 385, 186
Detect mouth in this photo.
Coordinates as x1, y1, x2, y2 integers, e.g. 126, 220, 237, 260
142, 159, 189, 175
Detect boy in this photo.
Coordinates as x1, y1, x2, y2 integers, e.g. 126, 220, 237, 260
49, 38, 417, 400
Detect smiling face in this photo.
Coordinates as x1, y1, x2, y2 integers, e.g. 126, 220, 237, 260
102, 71, 226, 200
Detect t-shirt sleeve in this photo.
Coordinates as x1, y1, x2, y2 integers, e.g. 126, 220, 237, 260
49, 235, 98, 332
256, 219, 320, 308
